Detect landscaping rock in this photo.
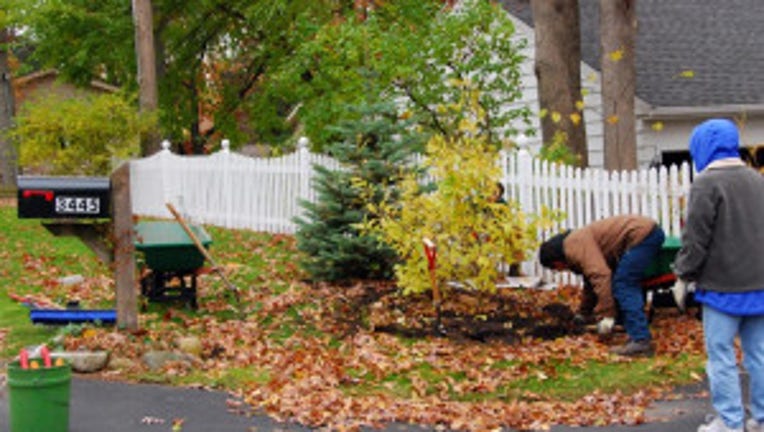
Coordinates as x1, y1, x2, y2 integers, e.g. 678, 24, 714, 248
107, 356, 134, 371
142, 351, 197, 371
53, 351, 110, 373
176, 336, 202, 356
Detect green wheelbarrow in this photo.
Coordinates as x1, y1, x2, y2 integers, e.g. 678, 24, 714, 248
134, 221, 212, 309
641, 235, 695, 320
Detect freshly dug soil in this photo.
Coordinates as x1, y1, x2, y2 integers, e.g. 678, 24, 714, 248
320, 282, 590, 342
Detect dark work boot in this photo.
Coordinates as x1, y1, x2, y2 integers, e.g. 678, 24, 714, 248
609, 339, 655, 357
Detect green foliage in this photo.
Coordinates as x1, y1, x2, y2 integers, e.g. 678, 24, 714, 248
154, 0, 339, 149
13, 92, 156, 175
294, 100, 424, 281
538, 131, 581, 166
360, 95, 560, 295
13, 0, 532, 153
262, 0, 531, 151
22, 0, 135, 87
12, 0, 342, 150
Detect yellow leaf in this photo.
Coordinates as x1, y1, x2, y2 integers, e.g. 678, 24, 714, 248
587, 73, 598, 83
609, 49, 624, 62
581, 88, 590, 96
678, 70, 695, 78
651, 121, 664, 132
458, 118, 477, 133
575, 100, 585, 111
551, 112, 562, 123
569, 112, 581, 126
447, 78, 464, 87
607, 115, 619, 125
539, 108, 548, 119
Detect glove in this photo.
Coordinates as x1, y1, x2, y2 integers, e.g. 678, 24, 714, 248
596, 317, 615, 335
670, 279, 689, 313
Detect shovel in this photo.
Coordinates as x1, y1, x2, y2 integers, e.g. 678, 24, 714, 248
165, 203, 240, 304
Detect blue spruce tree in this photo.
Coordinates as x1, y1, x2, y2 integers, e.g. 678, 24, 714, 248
295, 101, 424, 281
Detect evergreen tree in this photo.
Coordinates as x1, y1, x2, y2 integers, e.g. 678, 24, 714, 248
295, 101, 423, 281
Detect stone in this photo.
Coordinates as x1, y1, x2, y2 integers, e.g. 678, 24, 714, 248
142, 351, 197, 371
53, 351, 110, 373
176, 336, 203, 356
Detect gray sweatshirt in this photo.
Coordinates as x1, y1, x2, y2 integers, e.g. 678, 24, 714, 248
673, 163, 764, 292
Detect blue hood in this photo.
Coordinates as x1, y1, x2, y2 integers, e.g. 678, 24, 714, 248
689, 119, 740, 171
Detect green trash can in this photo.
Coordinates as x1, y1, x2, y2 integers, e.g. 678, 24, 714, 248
7, 360, 71, 432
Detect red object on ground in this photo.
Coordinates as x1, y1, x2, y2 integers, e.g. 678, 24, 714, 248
19, 348, 29, 369
40, 345, 52, 367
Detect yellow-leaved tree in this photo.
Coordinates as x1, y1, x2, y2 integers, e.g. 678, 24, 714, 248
359, 88, 561, 297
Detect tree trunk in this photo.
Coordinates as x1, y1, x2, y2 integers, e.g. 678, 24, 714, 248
530, 0, 587, 167
132, 0, 160, 156
0, 28, 17, 188
600, 0, 637, 171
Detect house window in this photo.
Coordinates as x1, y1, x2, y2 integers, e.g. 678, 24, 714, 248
661, 147, 762, 171
660, 150, 692, 168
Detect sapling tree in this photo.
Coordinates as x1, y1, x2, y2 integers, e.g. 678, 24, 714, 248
359, 89, 560, 295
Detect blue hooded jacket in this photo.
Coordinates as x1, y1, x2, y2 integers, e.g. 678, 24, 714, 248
686, 118, 764, 315
688, 118, 740, 171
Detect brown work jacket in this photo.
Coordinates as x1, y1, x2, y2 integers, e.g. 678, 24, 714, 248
562, 215, 657, 317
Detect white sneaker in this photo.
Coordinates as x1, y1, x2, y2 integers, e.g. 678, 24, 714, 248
747, 418, 764, 432
698, 416, 743, 432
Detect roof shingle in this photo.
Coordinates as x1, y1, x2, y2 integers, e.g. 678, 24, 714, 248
499, 0, 764, 108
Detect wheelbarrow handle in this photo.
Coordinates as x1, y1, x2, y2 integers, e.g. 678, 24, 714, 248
165, 203, 240, 302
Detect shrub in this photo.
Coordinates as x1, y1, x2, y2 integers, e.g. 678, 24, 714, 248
13, 92, 156, 175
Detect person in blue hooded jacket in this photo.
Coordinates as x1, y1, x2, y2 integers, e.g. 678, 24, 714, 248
673, 119, 764, 432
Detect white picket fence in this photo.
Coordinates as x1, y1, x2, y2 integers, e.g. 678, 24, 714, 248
131, 139, 341, 233
130, 139, 692, 279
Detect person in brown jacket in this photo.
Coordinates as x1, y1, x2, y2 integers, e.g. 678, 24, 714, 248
538, 215, 665, 357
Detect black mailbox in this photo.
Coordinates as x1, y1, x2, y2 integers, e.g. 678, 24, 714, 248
17, 176, 111, 219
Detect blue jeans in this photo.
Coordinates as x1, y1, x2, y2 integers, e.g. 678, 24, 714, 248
612, 227, 665, 342
703, 305, 764, 429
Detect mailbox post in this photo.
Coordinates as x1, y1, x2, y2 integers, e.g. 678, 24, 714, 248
111, 164, 138, 330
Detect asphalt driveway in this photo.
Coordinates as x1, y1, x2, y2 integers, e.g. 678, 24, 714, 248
0, 375, 720, 432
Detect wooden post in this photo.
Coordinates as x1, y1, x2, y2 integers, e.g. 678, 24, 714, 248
111, 163, 138, 330
131, 0, 160, 155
